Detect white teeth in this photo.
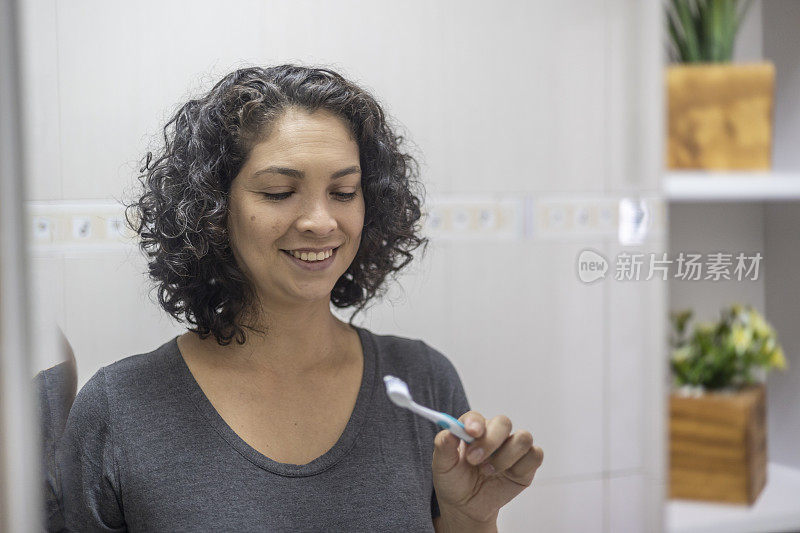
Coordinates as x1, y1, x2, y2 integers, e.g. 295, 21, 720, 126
289, 249, 333, 262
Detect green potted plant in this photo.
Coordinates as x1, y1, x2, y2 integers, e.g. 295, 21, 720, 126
665, 0, 775, 170
667, 303, 787, 505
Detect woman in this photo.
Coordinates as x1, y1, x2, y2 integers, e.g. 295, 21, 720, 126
56, 65, 543, 532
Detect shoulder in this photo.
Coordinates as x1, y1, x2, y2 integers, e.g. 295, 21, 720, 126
67, 366, 111, 429
360, 327, 465, 410
67, 336, 180, 428
364, 328, 459, 374
101, 336, 178, 384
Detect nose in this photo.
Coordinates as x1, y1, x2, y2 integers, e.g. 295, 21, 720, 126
294, 195, 338, 235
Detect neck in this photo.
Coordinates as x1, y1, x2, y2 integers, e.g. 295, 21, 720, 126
190, 299, 356, 377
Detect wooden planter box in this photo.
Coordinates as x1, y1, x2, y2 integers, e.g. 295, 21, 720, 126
669, 383, 767, 505
667, 62, 775, 170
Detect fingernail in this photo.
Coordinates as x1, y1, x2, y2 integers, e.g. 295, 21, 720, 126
468, 448, 484, 463
481, 462, 496, 475
469, 421, 481, 432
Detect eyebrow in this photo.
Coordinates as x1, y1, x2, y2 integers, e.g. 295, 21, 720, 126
252, 165, 361, 180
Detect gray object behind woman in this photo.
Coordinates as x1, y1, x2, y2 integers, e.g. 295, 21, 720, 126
33, 329, 77, 532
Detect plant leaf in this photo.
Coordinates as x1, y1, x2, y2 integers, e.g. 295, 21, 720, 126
711, 0, 724, 61
674, 0, 702, 62
696, 0, 710, 60
668, 9, 691, 61
722, 0, 737, 61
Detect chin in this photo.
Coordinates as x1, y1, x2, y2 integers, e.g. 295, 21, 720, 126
293, 283, 339, 302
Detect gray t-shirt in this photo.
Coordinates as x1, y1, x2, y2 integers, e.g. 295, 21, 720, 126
55, 326, 471, 532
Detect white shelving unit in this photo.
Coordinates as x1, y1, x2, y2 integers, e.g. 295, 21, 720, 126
664, 2, 800, 532
664, 172, 800, 202
667, 463, 800, 533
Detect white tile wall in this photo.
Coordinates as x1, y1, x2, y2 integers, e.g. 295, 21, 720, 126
445, 241, 606, 480
29, 253, 66, 373
607, 474, 646, 533
436, 1, 607, 195
499, 477, 604, 533
606, 0, 664, 193
344, 239, 452, 352
20, 0, 665, 530
606, 240, 668, 473
62, 251, 184, 387
55, 0, 269, 200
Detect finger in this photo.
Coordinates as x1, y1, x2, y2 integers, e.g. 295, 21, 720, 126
505, 445, 545, 486
458, 410, 487, 440
479, 430, 534, 475
431, 428, 461, 474
464, 414, 512, 466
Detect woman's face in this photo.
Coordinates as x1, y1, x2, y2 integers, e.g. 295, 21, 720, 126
226, 106, 364, 309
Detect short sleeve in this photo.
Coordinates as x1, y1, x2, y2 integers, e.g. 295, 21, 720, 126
422, 341, 471, 418
56, 368, 126, 532
423, 342, 471, 521
448, 367, 471, 420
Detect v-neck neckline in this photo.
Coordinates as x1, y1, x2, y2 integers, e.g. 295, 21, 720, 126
169, 325, 377, 477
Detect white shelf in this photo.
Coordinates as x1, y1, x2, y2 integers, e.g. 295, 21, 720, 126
667, 462, 800, 533
664, 172, 800, 202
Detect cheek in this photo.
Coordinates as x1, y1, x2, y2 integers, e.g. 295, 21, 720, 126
351, 209, 366, 248
249, 215, 282, 236
345, 201, 365, 238
235, 211, 285, 251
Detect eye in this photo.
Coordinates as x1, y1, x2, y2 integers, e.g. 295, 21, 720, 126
262, 192, 293, 201
333, 192, 358, 201
260, 191, 358, 202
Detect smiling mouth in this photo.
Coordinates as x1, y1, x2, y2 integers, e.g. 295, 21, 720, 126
280, 246, 340, 262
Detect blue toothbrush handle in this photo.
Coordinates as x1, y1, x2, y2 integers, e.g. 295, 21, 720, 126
436, 413, 474, 443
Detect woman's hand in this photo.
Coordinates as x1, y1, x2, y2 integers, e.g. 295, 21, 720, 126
431, 411, 544, 532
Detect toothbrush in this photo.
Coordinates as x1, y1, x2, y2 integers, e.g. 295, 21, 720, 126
383, 375, 474, 443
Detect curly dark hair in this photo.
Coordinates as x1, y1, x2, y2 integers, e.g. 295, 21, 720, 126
124, 64, 429, 346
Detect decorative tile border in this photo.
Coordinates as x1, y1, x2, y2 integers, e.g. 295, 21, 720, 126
26, 195, 666, 252
27, 201, 134, 252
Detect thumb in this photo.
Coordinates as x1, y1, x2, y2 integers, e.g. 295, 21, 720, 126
432, 428, 461, 474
